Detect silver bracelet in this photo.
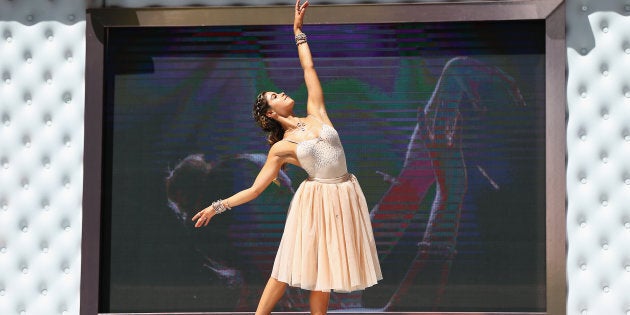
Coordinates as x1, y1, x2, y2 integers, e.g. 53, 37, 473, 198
295, 32, 307, 45
212, 199, 230, 214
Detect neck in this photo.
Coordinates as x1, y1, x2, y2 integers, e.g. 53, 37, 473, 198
278, 115, 302, 131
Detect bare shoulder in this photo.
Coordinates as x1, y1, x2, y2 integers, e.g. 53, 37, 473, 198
270, 139, 300, 167
269, 140, 295, 158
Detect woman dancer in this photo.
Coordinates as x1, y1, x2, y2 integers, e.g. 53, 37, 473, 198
191, 1, 382, 314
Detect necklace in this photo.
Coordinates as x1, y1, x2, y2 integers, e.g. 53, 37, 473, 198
288, 118, 307, 133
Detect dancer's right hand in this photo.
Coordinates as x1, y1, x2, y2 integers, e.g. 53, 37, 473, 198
192, 206, 216, 228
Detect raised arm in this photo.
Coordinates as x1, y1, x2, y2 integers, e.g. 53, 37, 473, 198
192, 144, 286, 228
294, 0, 331, 125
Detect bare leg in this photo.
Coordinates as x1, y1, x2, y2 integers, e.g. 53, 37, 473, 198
255, 277, 287, 315
309, 291, 330, 315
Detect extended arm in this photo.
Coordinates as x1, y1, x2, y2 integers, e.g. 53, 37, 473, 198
293, 0, 331, 125
192, 145, 285, 228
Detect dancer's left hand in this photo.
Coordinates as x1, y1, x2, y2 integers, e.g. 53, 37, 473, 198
294, 0, 309, 33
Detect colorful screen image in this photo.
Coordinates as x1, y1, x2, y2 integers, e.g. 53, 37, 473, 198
101, 20, 546, 313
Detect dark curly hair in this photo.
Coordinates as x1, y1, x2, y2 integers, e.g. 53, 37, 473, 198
253, 92, 285, 146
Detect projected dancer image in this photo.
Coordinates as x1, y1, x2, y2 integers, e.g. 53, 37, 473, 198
187, 1, 382, 314
366, 56, 529, 310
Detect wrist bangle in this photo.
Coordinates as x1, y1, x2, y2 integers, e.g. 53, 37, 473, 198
295, 32, 307, 45
212, 199, 230, 214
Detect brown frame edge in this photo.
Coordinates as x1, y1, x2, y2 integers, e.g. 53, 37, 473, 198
82, 10, 105, 315
81, 1, 566, 314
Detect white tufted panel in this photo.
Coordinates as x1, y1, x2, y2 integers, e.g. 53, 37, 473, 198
2, 0, 627, 314
0, 0, 86, 314
566, 1, 630, 315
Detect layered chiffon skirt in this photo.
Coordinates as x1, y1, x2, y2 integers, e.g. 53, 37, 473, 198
271, 174, 382, 292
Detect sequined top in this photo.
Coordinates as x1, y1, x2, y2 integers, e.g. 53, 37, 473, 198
285, 123, 348, 180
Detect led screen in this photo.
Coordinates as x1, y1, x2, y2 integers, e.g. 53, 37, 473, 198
101, 20, 546, 313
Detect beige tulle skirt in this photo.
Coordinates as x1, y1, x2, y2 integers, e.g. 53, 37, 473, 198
271, 174, 382, 293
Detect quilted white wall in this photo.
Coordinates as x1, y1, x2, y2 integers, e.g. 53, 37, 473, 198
0, 0, 628, 314
566, 1, 630, 315
0, 0, 86, 314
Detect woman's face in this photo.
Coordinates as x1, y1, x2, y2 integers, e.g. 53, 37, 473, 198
264, 91, 294, 118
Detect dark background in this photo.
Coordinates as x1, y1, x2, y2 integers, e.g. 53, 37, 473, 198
100, 20, 546, 312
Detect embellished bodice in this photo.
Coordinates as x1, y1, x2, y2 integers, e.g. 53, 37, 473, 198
290, 124, 348, 180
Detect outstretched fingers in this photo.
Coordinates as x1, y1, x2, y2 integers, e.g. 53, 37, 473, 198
296, 0, 309, 15
192, 210, 202, 222
192, 209, 212, 228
